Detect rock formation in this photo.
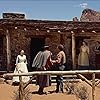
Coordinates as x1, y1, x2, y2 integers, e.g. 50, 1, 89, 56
80, 8, 100, 22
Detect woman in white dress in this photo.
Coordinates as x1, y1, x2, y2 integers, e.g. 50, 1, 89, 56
78, 41, 90, 70
12, 50, 30, 84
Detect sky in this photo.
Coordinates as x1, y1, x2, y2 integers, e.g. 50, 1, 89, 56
0, 0, 100, 21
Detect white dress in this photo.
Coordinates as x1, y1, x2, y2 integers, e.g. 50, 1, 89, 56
13, 55, 30, 83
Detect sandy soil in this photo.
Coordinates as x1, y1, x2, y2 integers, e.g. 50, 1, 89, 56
0, 81, 100, 100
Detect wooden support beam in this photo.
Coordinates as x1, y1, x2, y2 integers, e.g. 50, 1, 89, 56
77, 74, 92, 86
92, 73, 95, 100
6, 30, 11, 71
72, 32, 76, 70
19, 76, 24, 100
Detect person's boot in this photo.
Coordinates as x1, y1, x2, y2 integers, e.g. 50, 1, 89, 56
60, 81, 64, 93
38, 87, 44, 95
61, 88, 64, 93
56, 82, 59, 93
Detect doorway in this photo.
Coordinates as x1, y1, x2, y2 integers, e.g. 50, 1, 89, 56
29, 37, 45, 71
75, 36, 90, 69
68, 36, 90, 70
75, 36, 90, 56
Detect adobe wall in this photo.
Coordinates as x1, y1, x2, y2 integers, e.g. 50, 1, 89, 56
0, 18, 100, 70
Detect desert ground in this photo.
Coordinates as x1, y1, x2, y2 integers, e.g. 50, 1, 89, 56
0, 80, 100, 100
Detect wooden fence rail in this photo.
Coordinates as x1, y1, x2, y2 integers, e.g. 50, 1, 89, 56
3, 70, 100, 100
3, 70, 100, 77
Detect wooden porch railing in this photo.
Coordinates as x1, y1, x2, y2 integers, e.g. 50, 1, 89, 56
3, 70, 100, 100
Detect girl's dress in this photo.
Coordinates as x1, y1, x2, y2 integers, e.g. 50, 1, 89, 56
13, 55, 30, 83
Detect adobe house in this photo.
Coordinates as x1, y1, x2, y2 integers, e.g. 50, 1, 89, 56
0, 13, 100, 71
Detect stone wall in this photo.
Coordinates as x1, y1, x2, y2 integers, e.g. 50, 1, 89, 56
0, 18, 100, 71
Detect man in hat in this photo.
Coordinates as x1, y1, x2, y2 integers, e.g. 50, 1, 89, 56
32, 45, 52, 94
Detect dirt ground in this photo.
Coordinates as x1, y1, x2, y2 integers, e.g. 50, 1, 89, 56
0, 81, 100, 100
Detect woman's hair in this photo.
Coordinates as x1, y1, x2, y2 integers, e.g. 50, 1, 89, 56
20, 50, 24, 52
57, 44, 64, 51
20, 50, 24, 54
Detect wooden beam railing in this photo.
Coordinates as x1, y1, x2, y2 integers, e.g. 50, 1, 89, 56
3, 70, 100, 100
3, 70, 100, 77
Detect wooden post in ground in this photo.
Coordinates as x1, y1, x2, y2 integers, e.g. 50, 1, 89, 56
19, 76, 24, 100
92, 73, 95, 100
71, 31, 76, 70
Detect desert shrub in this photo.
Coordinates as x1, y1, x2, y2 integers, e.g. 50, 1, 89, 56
13, 88, 31, 100
74, 85, 89, 100
64, 81, 75, 94
65, 81, 89, 100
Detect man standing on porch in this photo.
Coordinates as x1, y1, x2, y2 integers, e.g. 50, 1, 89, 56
32, 46, 52, 95
52, 44, 66, 93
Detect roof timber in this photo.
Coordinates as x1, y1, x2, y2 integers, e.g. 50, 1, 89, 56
0, 19, 100, 33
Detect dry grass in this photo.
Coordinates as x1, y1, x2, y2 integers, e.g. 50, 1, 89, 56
64, 81, 89, 100
13, 88, 31, 100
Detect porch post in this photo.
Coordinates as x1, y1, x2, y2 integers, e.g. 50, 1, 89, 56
71, 31, 76, 70
6, 30, 11, 71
